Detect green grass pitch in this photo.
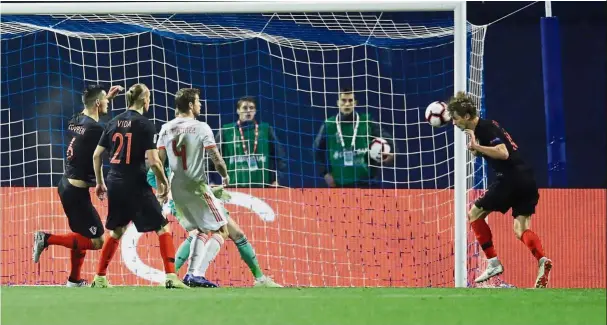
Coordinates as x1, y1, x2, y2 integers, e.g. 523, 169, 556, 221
1, 287, 605, 325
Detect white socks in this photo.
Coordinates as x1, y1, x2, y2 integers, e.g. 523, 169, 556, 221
194, 233, 224, 277
187, 233, 208, 276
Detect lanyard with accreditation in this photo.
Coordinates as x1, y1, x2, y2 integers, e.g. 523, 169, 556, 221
335, 112, 359, 166
237, 120, 259, 171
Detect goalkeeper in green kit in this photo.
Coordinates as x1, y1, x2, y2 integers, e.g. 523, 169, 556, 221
147, 147, 281, 287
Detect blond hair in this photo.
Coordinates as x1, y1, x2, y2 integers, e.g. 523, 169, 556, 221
126, 83, 149, 108
447, 91, 477, 118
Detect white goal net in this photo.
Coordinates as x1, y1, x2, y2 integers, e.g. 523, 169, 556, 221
0, 10, 487, 287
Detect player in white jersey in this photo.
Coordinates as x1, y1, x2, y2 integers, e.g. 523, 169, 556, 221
156, 88, 230, 287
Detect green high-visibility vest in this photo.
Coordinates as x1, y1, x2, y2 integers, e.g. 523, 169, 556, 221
324, 113, 372, 186
220, 122, 271, 187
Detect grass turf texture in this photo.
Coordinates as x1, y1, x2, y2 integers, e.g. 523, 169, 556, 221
1, 287, 605, 325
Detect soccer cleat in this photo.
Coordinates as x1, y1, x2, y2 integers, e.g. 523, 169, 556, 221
66, 279, 88, 287
183, 274, 218, 288
534, 257, 553, 288
474, 259, 504, 283
32, 231, 47, 263
165, 273, 189, 289
90, 275, 112, 288
183, 273, 197, 287
254, 276, 283, 288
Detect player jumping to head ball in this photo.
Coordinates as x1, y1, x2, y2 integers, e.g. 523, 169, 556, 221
447, 92, 552, 288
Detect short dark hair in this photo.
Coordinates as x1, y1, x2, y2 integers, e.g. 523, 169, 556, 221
174, 88, 200, 113
236, 96, 256, 110
82, 84, 105, 107
447, 91, 478, 118
340, 87, 353, 95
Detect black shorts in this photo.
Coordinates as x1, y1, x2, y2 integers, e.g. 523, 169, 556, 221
105, 179, 167, 233
57, 176, 104, 238
475, 171, 540, 217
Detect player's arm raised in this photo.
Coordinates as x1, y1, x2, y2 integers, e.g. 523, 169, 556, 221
465, 129, 509, 160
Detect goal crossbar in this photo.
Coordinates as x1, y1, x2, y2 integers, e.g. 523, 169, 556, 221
1, 1, 461, 15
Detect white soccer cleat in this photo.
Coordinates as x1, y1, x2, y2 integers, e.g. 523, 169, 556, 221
66, 279, 88, 287
474, 258, 504, 283
534, 257, 553, 288
32, 231, 46, 263
254, 276, 283, 288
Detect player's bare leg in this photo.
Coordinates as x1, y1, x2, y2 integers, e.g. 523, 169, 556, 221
469, 206, 504, 283
227, 218, 282, 287
514, 215, 552, 288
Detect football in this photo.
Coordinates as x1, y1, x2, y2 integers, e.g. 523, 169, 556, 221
369, 138, 391, 162
425, 101, 451, 127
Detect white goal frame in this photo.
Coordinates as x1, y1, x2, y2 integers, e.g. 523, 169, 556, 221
2, 0, 469, 288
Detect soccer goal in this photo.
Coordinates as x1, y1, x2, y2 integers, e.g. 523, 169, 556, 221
0, 1, 487, 287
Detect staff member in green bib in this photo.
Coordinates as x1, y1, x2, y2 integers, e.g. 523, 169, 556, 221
214, 96, 286, 188
314, 87, 395, 188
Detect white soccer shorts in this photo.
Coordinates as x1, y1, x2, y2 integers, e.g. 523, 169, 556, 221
170, 179, 228, 232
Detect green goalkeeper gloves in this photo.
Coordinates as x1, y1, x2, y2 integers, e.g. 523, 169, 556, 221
211, 185, 232, 202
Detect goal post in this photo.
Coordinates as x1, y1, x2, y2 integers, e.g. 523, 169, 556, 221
1, 1, 480, 288
453, 1, 468, 289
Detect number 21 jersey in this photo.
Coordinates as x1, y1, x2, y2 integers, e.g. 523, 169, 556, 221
157, 117, 216, 184
98, 110, 157, 184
